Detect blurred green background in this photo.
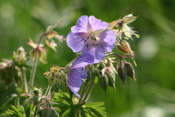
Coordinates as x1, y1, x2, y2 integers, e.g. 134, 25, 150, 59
0, 0, 175, 117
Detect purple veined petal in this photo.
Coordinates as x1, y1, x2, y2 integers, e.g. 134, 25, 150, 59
88, 16, 109, 32
71, 15, 89, 33
67, 32, 85, 53
71, 53, 94, 69
68, 68, 87, 98
82, 42, 106, 63
98, 30, 116, 52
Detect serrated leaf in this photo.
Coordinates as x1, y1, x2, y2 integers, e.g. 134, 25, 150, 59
11, 105, 24, 117
84, 102, 107, 117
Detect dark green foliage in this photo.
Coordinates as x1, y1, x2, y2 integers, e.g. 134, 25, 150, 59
51, 92, 107, 117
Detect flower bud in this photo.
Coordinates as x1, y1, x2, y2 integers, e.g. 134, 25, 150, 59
99, 73, 109, 92
125, 62, 136, 81
48, 77, 56, 87
42, 106, 53, 117
117, 40, 133, 54
32, 89, 40, 105
44, 65, 66, 87
117, 66, 126, 84
108, 72, 116, 90
51, 109, 60, 117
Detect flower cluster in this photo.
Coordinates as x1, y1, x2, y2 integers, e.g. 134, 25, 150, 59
66, 15, 116, 97
0, 14, 139, 117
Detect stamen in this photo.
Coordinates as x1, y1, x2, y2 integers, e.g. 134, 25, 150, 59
82, 38, 87, 43
81, 68, 84, 71
81, 74, 84, 78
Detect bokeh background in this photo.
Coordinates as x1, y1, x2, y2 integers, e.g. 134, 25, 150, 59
0, 0, 175, 117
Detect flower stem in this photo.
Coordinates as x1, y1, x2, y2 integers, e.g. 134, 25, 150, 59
33, 105, 39, 117
81, 76, 95, 103
28, 49, 39, 95
45, 86, 52, 97
77, 82, 87, 104
20, 67, 28, 93
28, 33, 47, 95
78, 70, 95, 105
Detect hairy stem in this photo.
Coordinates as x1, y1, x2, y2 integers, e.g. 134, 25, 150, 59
45, 86, 52, 97
77, 82, 87, 104
28, 50, 39, 94
33, 105, 39, 117
28, 33, 47, 95
20, 67, 28, 93
81, 76, 95, 103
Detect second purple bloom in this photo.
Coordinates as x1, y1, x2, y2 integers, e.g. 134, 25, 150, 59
67, 15, 116, 63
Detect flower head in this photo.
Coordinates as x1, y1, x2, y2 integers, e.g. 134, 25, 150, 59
110, 14, 139, 40
67, 15, 116, 63
67, 53, 94, 98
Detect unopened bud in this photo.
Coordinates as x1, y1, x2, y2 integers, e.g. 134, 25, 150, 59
48, 77, 56, 87
51, 109, 60, 117
125, 62, 136, 81
32, 89, 40, 105
42, 107, 52, 117
99, 74, 109, 92
117, 40, 133, 54
108, 72, 116, 90
117, 66, 126, 84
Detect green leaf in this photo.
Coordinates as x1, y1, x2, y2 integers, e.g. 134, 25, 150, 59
84, 102, 107, 117
11, 105, 24, 117
0, 105, 25, 117
23, 103, 30, 117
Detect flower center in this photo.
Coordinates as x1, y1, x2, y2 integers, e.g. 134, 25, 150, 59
81, 32, 101, 48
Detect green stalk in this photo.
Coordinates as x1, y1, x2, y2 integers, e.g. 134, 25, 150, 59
20, 67, 28, 93
28, 50, 39, 95
33, 105, 39, 117
77, 83, 87, 104
45, 86, 52, 97
81, 76, 95, 103
28, 33, 47, 95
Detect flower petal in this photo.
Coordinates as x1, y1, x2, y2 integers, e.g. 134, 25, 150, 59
89, 16, 109, 31
67, 32, 85, 53
71, 15, 89, 33
68, 68, 87, 98
83, 42, 106, 63
71, 53, 94, 69
98, 30, 116, 52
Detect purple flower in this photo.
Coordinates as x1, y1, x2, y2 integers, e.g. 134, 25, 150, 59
67, 53, 94, 98
67, 15, 116, 63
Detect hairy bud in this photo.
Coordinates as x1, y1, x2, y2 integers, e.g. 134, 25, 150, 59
117, 66, 126, 84
117, 40, 134, 54
125, 62, 136, 81
99, 74, 109, 92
